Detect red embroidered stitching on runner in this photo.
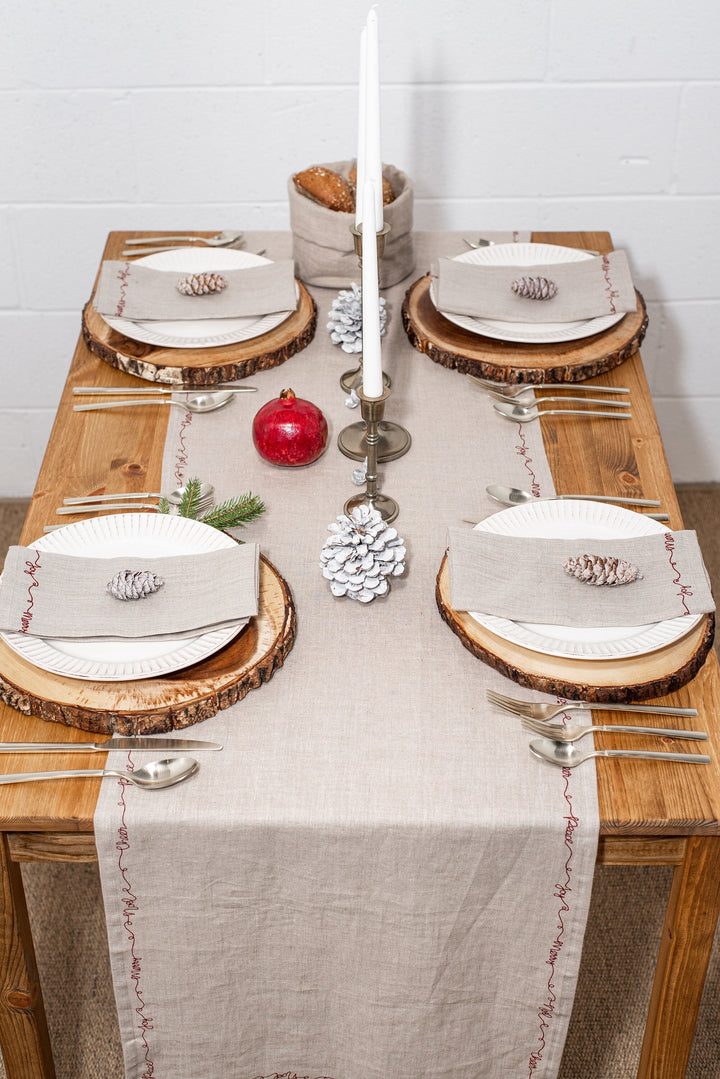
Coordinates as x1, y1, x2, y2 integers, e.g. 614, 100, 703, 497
600, 254, 620, 315
515, 424, 542, 497
20, 549, 42, 633
116, 754, 156, 1078
173, 410, 193, 486
527, 765, 580, 1075
252, 1073, 337, 1079
664, 531, 693, 615
115, 263, 131, 317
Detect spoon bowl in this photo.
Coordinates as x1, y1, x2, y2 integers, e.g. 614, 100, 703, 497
529, 737, 710, 769
0, 756, 200, 789
74, 391, 235, 415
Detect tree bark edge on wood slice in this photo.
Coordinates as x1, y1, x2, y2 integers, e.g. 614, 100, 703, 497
435, 554, 714, 703
0, 556, 296, 736
401, 274, 648, 385
81, 285, 317, 386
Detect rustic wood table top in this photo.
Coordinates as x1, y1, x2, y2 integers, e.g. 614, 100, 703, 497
0, 230, 718, 1079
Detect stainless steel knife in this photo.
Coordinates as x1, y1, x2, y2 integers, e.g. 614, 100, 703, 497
0, 738, 222, 753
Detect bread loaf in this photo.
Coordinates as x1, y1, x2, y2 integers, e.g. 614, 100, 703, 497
293, 166, 355, 213
348, 167, 396, 207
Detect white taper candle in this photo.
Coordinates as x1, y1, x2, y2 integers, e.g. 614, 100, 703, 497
361, 181, 383, 399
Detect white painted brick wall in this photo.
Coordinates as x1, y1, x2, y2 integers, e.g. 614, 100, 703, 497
2, 0, 719, 495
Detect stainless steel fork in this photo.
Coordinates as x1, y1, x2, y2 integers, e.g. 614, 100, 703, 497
518, 715, 707, 742
486, 688, 698, 719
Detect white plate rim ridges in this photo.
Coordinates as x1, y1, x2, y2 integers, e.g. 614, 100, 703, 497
469, 500, 702, 660
0, 513, 248, 681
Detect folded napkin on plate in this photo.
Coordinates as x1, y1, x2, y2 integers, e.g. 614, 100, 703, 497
447, 527, 714, 627
433, 250, 636, 322
0, 544, 259, 640
94, 260, 297, 321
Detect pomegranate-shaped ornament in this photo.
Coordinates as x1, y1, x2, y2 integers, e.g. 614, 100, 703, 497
252, 388, 328, 467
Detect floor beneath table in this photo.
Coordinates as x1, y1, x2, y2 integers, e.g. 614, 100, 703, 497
1, 488, 719, 1079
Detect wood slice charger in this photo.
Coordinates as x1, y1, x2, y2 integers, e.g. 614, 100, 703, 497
436, 554, 715, 703
82, 233, 317, 386
401, 232, 648, 383
0, 556, 295, 735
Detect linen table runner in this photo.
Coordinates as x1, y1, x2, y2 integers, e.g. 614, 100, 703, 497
95, 232, 599, 1079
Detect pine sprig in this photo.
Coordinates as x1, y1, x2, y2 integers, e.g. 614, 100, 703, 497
155, 478, 265, 533
199, 493, 265, 531
177, 476, 203, 518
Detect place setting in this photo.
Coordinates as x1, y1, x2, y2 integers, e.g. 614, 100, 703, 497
0, 483, 296, 733
81, 232, 319, 386
436, 496, 717, 702
401, 233, 650, 384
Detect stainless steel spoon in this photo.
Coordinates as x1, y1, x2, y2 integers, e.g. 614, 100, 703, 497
74, 391, 235, 414
486, 484, 661, 509
63, 481, 215, 507
0, 756, 200, 788
493, 400, 632, 423
529, 737, 711, 769
124, 231, 243, 247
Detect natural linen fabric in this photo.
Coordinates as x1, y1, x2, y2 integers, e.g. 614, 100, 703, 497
447, 526, 714, 626
94, 259, 297, 320
434, 249, 636, 322
0, 544, 259, 639
288, 160, 417, 288
94, 231, 599, 1079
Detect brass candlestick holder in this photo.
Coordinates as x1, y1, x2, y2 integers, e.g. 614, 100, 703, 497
338, 221, 411, 462
343, 386, 399, 523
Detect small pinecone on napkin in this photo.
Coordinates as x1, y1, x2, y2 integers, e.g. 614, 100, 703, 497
511, 275, 558, 301
563, 554, 642, 587
176, 272, 228, 296
327, 283, 387, 353
320, 506, 406, 603
107, 569, 165, 601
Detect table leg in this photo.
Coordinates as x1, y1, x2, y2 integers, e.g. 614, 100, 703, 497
0, 833, 55, 1079
637, 834, 720, 1078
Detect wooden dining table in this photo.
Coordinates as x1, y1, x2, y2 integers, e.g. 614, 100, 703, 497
1, 230, 719, 1079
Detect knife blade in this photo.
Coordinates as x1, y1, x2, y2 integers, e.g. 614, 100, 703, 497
0, 738, 223, 753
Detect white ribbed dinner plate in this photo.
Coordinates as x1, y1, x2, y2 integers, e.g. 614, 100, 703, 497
470, 500, 702, 660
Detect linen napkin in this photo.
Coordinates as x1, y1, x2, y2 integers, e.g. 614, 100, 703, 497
94, 260, 297, 321
434, 249, 637, 322
447, 527, 714, 627
0, 543, 259, 640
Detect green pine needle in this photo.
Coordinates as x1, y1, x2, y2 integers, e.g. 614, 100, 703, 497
199, 493, 265, 532
155, 478, 265, 532
177, 477, 203, 518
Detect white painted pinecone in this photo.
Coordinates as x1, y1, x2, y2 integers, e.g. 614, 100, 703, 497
326, 282, 387, 353
563, 554, 642, 587
176, 272, 228, 296
511, 275, 558, 301
320, 506, 406, 602
107, 569, 165, 600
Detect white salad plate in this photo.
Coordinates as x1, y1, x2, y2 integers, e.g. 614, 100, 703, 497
432, 243, 625, 344
101, 248, 296, 349
0, 514, 248, 681
470, 500, 702, 660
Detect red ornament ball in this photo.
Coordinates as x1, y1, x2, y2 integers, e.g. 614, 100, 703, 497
252, 388, 328, 467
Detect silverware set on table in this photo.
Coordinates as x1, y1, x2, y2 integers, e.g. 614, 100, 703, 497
0, 737, 223, 789
120, 229, 245, 257
486, 690, 711, 768
468, 373, 634, 423
49, 481, 215, 527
